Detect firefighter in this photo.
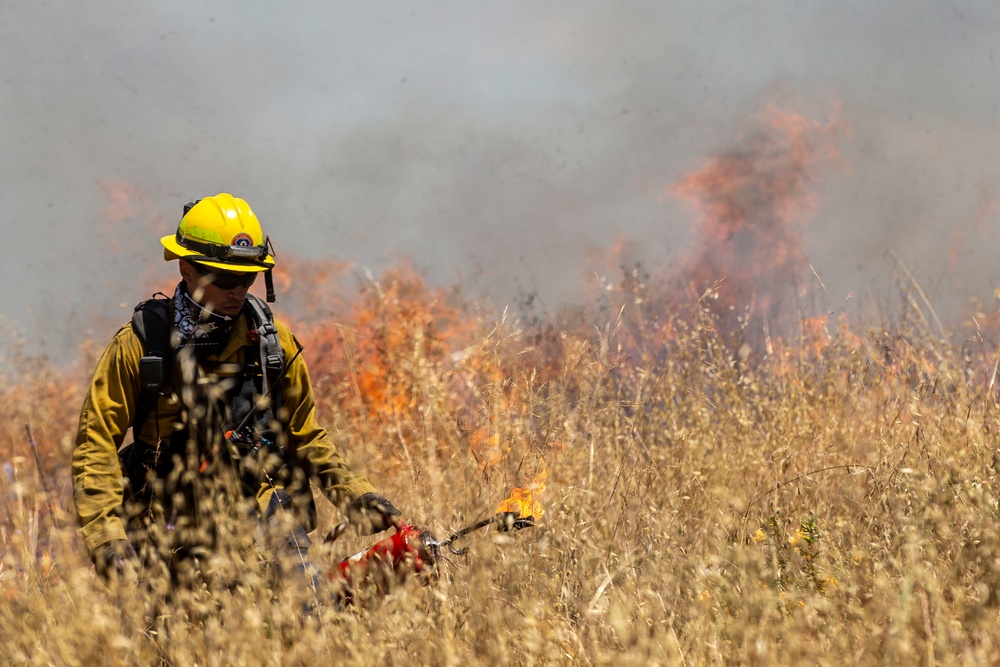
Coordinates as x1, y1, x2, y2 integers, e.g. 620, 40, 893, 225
71, 193, 401, 592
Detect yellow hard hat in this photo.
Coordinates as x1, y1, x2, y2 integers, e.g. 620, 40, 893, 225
160, 193, 275, 274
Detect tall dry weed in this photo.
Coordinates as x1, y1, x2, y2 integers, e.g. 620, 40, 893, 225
5, 270, 1000, 665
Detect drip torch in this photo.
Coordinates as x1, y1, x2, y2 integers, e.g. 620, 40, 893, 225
326, 512, 535, 603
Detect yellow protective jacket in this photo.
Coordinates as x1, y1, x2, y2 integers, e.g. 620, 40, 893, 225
71, 307, 376, 555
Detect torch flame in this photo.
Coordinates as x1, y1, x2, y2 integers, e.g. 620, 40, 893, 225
494, 469, 547, 519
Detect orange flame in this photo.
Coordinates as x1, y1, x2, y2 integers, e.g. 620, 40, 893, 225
669, 105, 848, 342
494, 469, 547, 519
96, 179, 170, 234
98, 178, 141, 225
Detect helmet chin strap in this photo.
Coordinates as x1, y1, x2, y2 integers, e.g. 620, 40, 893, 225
265, 269, 276, 303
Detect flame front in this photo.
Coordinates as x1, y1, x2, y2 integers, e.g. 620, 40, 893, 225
494, 469, 547, 519
669, 105, 848, 343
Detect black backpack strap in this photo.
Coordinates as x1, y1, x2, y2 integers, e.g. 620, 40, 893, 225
244, 294, 284, 395
239, 294, 285, 443
131, 295, 173, 439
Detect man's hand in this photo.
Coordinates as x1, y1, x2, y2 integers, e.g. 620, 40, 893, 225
347, 493, 402, 535
95, 539, 139, 579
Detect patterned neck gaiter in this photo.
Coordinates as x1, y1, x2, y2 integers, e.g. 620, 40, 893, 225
172, 282, 237, 356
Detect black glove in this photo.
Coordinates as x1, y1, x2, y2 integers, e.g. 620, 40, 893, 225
95, 539, 139, 579
347, 493, 402, 535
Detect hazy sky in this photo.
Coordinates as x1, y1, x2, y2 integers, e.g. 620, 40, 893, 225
3, 1, 1000, 358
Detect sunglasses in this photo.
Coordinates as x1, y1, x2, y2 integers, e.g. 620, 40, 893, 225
193, 263, 258, 290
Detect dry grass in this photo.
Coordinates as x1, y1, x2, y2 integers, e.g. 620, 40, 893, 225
4, 271, 1000, 666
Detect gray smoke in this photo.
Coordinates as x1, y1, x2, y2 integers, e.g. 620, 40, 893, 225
2, 1, 999, 361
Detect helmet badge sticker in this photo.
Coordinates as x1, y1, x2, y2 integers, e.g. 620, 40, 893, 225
231, 232, 254, 247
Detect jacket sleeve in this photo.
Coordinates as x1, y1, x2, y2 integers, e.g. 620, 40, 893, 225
71, 324, 141, 553
276, 320, 377, 508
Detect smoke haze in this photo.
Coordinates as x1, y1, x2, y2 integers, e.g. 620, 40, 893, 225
3, 1, 1000, 359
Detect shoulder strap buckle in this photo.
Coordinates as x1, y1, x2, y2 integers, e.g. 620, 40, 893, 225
244, 294, 285, 395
